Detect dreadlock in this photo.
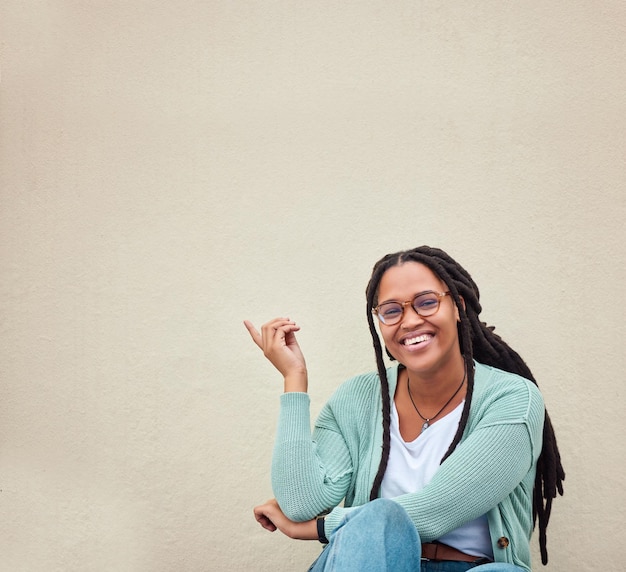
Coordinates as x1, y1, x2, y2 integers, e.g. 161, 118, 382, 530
365, 246, 564, 565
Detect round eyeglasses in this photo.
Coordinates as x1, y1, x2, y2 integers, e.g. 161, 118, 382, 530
372, 291, 451, 325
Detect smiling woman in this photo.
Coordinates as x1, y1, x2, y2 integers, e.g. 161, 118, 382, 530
375, 263, 463, 385
244, 246, 565, 572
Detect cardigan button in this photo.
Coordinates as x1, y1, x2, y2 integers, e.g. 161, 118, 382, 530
497, 537, 510, 548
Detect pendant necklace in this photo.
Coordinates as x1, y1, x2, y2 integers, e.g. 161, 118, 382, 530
407, 368, 467, 433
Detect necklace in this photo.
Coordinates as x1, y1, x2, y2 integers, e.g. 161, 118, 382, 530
407, 369, 467, 433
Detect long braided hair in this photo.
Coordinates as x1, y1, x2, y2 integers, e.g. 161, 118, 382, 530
365, 246, 564, 565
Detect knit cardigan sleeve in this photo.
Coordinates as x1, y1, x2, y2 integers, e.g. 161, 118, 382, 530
271, 391, 355, 521
271, 369, 384, 521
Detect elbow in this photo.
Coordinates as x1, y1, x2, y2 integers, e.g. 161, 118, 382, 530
272, 467, 349, 521
275, 492, 318, 522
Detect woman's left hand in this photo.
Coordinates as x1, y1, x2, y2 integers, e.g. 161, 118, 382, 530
253, 498, 318, 540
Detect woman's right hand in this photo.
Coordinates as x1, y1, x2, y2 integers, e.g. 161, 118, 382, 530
253, 498, 318, 540
243, 318, 308, 392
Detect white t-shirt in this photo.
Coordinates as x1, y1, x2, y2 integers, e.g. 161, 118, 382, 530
381, 401, 494, 559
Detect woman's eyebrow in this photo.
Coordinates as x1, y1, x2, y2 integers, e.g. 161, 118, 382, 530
378, 290, 435, 304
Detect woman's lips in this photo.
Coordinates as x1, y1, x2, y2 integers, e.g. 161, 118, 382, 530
399, 332, 435, 351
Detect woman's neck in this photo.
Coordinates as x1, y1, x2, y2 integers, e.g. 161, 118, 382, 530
402, 356, 466, 403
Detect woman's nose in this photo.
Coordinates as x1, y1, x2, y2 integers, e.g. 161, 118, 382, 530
400, 305, 425, 329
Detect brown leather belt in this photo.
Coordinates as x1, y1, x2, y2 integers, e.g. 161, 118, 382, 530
421, 542, 485, 563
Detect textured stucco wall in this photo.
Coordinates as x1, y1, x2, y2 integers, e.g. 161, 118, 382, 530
1, 2, 624, 571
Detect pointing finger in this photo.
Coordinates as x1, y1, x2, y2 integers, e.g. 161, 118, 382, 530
243, 320, 262, 348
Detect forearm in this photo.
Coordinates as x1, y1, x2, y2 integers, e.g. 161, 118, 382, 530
254, 498, 319, 540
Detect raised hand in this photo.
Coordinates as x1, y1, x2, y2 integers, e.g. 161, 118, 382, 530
243, 318, 308, 392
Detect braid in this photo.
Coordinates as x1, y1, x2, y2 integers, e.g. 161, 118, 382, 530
365, 246, 564, 565
366, 258, 394, 500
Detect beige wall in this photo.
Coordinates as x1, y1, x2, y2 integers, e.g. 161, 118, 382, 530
1, 2, 624, 570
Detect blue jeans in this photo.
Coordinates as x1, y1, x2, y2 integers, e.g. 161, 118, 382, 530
308, 499, 525, 572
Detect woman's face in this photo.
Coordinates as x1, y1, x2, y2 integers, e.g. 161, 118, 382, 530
376, 262, 463, 378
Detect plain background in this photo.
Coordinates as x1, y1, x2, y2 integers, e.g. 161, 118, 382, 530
1, 1, 624, 570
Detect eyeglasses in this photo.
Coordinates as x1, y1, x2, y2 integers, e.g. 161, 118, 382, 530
372, 291, 451, 325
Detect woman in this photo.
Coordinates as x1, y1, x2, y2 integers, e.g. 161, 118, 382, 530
244, 246, 564, 571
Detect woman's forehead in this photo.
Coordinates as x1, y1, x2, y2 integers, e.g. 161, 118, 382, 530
378, 262, 447, 297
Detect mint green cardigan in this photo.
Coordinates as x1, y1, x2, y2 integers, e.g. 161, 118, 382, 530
271, 362, 544, 572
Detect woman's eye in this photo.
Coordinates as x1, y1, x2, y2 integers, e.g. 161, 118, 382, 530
415, 297, 438, 310
381, 305, 402, 318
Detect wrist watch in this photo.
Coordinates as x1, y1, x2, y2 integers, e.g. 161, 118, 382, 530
316, 515, 329, 544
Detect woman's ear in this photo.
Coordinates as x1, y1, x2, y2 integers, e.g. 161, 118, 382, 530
455, 296, 465, 322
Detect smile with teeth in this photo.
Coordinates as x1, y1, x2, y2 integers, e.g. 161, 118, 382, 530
403, 334, 433, 346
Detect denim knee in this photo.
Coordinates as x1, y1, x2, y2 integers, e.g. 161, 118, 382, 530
316, 499, 422, 572
356, 498, 410, 521
341, 498, 419, 542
